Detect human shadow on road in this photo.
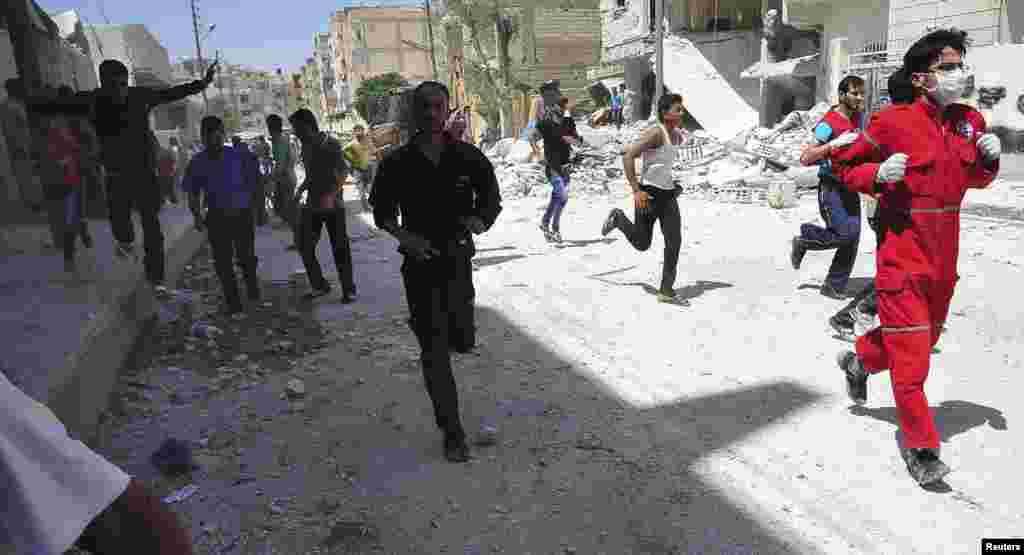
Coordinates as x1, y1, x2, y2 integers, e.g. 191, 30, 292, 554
477, 245, 517, 253
472, 254, 527, 269
452, 304, 826, 554
797, 276, 873, 295
849, 401, 1008, 443
587, 279, 733, 305
555, 238, 616, 248
586, 265, 640, 279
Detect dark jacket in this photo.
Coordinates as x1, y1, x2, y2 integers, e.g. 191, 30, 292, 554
28, 80, 207, 174
299, 132, 348, 209
370, 137, 502, 251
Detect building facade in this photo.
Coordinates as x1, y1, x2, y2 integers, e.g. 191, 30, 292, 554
331, 6, 434, 107
601, 0, 789, 126
171, 59, 290, 137
314, 32, 337, 118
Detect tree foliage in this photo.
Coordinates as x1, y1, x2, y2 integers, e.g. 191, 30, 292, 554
448, 0, 529, 136
353, 72, 408, 122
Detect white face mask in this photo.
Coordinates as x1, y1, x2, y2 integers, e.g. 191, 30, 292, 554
928, 68, 968, 107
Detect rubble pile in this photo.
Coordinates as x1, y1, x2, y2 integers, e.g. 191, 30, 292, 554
484, 102, 831, 206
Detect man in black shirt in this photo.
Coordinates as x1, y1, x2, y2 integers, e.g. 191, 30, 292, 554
531, 96, 582, 243
26, 59, 218, 292
289, 108, 356, 303
370, 81, 502, 463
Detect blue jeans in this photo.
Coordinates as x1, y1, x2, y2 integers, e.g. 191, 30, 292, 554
799, 179, 861, 291
541, 169, 569, 232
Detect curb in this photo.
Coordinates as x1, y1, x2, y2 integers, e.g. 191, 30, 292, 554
47, 224, 206, 444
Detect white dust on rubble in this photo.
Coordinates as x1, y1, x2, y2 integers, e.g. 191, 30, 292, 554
484, 103, 829, 205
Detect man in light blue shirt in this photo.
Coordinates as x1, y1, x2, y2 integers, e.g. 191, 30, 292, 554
183, 115, 262, 315
610, 86, 623, 131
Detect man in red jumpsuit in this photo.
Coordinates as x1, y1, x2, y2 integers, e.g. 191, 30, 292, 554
830, 28, 1001, 486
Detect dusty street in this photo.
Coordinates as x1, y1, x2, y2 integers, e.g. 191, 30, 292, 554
84, 181, 1024, 554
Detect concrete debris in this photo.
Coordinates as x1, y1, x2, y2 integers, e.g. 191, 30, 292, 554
161, 484, 199, 504
486, 101, 833, 207
150, 438, 198, 476
191, 322, 222, 339
285, 378, 306, 398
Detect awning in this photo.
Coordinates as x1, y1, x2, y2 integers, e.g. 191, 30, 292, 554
741, 54, 820, 80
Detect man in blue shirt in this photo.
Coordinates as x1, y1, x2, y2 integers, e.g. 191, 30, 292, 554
610, 86, 623, 131
183, 116, 262, 315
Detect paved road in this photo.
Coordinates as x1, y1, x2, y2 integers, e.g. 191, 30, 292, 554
88, 185, 1024, 554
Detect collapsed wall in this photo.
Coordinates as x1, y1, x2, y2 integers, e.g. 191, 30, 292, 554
656, 35, 760, 142
484, 101, 828, 207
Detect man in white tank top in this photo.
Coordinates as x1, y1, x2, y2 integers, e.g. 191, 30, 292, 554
600, 93, 689, 304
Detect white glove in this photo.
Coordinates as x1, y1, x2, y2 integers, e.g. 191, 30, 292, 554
875, 153, 909, 183
977, 133, 1001, 162
828, 132, 859, 150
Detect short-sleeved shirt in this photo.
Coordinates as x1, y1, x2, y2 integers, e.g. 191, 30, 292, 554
271, 135, 292, 170
813, 109, 862, 182
47, 122, 82, 187
300, 132, 347, 211
535, 111, 577, 171
181, 145, 260, 210
343, 139, 371, 171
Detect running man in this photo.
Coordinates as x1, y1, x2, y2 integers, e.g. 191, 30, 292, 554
600, 93, 689, 305
790, 75, 866, 300
534, 96, 582, 243
830, 29, 1000, 486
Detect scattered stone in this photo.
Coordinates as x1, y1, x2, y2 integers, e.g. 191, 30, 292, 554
286, 379, 306, 398
161, 484, 199, 504
474, 425, 499, 447
150, 438, 198, 476
322, 521, 379, 548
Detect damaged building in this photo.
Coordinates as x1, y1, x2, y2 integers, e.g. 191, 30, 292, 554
599, 0, 1019, 135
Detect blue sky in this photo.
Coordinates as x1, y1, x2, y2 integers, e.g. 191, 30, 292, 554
40, 0, 420, 75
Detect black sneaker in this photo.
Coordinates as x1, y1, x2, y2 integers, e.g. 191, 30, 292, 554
539, 224, 553, 242
821, 283, 850, 300
341, 291, 357, 304
837, 350, 867, 405
601, 209, 620, 237
444, 436, 471, 463
550, 230, 563, 243
790, 237, 807, 270
829, 312, 856, 337
900, 446, 951, 486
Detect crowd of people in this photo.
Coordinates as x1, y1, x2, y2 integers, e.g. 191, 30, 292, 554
0, 26, 1005, 553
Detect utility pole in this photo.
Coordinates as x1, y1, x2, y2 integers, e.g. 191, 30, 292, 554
190, 0, 208, 113
653, 0, 664, 119
425, 0, 439, 80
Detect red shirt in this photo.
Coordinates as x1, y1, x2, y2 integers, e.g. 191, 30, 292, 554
817, 109, 862, 141
47, 123, 81, 187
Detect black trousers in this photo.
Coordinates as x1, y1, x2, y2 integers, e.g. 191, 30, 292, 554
272, 175, 299, 240
107, 170, 165, 284
401, 250, 476, 441
252, 176, 268, 226
798, 179, 861, 292
206, 207, 259, 309
610, 185, 683, 294
298, 207, 355, 294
